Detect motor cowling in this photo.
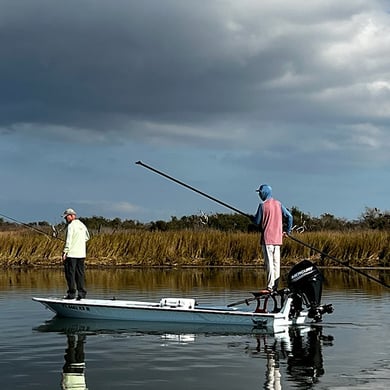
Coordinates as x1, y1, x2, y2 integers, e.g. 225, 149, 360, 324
287, 259, 333, 322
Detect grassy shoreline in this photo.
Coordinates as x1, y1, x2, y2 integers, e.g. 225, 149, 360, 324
0, 229, 389, 268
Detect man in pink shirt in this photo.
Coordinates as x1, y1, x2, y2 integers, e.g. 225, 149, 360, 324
253, 184, 293, 293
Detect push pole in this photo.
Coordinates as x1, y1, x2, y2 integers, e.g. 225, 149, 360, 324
135, 160, 252, 218
136, 160, 390, 289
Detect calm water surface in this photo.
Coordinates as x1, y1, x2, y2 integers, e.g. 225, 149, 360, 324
1, 267, 389, 389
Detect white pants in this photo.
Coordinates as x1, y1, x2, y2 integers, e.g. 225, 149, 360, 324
262, 244, 281, 290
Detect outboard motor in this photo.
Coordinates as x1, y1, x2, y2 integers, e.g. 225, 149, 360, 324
288, 260, 333, 322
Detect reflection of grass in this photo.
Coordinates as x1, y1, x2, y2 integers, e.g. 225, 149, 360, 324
2, 267, 388, 294
0, 229, 389, 267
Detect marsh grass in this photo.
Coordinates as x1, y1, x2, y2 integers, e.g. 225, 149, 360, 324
88, 230, 261, 266
0, 229, 389, 267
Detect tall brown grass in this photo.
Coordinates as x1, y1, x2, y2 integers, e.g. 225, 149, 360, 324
0, 229, 389, 267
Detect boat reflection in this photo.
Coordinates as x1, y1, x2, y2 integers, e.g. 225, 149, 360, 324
35, 316, 289, 337
35, 317, 333, 389
287, 326, 334, 386
246, 325, 333, 389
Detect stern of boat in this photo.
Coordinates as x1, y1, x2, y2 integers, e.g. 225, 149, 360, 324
287, 260, 333, 323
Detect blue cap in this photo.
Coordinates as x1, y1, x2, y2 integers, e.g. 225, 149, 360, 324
256, 184, 272, 201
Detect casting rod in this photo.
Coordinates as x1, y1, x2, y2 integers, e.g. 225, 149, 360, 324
0, 212, 64, 242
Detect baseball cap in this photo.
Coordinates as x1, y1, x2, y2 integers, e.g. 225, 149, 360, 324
256, 184, 272, 192
62, 208, 77, 217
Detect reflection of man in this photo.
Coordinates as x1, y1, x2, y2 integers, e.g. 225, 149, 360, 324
246, 335, 283, 390
61, 334, 88, 390
265, 349, 281, 390
246, 327, 332, 389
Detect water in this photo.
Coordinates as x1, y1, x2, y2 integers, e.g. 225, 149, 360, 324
1, 267, 389, 389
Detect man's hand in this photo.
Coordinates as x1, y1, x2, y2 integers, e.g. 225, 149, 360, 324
62, 253, 67, 261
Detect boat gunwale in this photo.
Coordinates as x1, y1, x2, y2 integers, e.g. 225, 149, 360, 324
32, 296, 291, 319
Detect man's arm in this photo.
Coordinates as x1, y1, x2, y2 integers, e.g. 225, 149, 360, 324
281, 205, 293, 233
62, 224, 72, 260
253, 204, 263, 225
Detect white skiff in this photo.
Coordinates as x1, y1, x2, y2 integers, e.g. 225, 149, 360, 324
33, 260, 334, 331
33, 294, 308, 330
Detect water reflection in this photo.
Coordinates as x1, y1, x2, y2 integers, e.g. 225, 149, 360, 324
35, 318, 333, 390
2, 267, 389, 295
246, 326, 333, 389
62, 334, 87, 390
35, 316, 281, 336
288, 327, 334, 386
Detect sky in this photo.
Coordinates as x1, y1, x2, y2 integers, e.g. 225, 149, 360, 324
1, 0, 389, 225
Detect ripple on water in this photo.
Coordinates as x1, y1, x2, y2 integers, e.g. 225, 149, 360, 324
1, 277, 390, 389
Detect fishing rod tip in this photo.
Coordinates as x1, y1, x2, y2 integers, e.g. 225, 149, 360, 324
135, 160, 142, 165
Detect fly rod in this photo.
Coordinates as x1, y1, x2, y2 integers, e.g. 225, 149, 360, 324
0, 212, 64, 241
135, 160, 252, 218
136, 160, 390, 289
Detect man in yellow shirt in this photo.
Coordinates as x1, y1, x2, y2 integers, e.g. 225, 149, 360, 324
62, 208, 90, 300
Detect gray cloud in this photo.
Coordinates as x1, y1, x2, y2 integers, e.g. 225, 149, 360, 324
1, 0, 389, 170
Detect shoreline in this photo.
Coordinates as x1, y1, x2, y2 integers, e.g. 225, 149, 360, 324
2, 263, 390, 270
0, 229, 389, 268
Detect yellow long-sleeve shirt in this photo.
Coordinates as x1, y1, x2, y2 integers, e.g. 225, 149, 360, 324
63, 219, 90, 258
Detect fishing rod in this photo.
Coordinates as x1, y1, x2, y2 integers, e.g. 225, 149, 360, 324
287, 233, 390, 289
0, 212, 64, 242
135, 160, 252, 218
136, 160, 390, 289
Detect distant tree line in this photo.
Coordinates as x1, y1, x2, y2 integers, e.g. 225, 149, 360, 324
0, 207, 389, 233
288, 206, 390, 232
146, 207, 390, 232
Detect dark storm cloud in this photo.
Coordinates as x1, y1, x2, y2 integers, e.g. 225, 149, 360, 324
0, 0, 389, 163
0, 1, 389, 224
1, 0, 264, 128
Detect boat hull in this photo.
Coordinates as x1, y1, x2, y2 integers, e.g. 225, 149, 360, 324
33, 296, 308, 330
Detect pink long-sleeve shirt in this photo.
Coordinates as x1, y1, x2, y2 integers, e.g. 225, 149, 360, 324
259, 198, 283, 245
